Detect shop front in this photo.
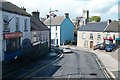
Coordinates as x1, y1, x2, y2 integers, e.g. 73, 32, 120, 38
116, 38, 120, 46
3, 32, 22, 61
103, 37, 113, 45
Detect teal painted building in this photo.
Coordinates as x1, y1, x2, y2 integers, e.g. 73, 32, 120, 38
44, 13, 74, 45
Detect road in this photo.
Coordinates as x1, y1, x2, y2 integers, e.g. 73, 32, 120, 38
52, 50, 105, 78
3, 49, 107, 79
25, 49, 106, 79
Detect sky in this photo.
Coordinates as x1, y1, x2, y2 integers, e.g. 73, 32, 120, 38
5, 0, 120, 21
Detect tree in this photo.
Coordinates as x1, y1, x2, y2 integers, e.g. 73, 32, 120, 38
90, 16, 101, 22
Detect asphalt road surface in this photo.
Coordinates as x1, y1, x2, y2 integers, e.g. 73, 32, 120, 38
25, 49, 106, 79
3, 49, 107, 79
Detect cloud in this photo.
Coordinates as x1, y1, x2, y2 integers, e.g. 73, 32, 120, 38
102, 4, 118, 20
5, 0, 119, 20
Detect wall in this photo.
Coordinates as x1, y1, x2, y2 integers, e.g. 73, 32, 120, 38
51, 26, 60, 45
2, 11, 31, 46
31, 30, 50, 48
60, 18, 74, 45
77, 31, 105, 48
0, 11, 3, 61
2, 11, 31, 61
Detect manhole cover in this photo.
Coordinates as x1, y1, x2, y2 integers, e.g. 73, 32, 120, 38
89, 73, 97, 76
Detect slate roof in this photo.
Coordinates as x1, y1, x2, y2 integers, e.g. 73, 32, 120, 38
31, 16, 49, 31
104, 21, 120, 32
44, 16, 65, 26
0, 0, 31, 16
78, 22, 107, 32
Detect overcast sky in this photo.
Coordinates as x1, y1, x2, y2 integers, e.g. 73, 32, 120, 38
6, 0, 120, 21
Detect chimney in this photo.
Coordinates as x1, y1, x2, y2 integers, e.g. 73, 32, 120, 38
65, 13, 69, 18
107, 19, 112, 25
53, 14, 57, 18
83, 10, 89, 24
32, 11, 40, 20
21, 7, 26, 11
46, 15, 49, 19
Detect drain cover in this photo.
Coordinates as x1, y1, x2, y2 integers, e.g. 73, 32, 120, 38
89, 73, 97, 76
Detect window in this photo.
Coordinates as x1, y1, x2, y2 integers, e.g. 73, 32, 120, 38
39, 33, 42, 42
106, 33, 111, 38
97, 33, 101, 39
90, 33, 93, 39
15, 17, 19, 31
56, 33, 58, 38
6, 38, 20, 53
84, 40, 88, 48
51, 39, 55, 44
24, 19, 27, 31
56, 26, 57, 31
82, 32, 86, 39
3, 15, 9, 31
56, 39, 58, 44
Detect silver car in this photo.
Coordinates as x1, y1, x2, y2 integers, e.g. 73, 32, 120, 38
63, 48, 72, 53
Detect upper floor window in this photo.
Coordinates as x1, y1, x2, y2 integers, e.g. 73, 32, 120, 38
90, 33, 93, 39
97, 33, 101, 39
82, 32, 86, 39
56, 26, 57, 31
15, 17, 19, 31
3, 15, 9, 31
24, 19, 28, 31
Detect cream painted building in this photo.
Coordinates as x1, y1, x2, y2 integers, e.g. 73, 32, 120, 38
77, 21, 120, 49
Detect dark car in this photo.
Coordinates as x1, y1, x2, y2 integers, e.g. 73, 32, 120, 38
93, 44, 100, 50
105, 44, 116, 52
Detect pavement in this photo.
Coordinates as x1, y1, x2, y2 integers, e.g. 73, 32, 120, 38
61, 45, 120, 79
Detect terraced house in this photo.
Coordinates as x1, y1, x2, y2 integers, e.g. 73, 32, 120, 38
77, 21, 120, 49
30, 11, 50, 57
0, 0, 31, 61
44, 13, 74, 46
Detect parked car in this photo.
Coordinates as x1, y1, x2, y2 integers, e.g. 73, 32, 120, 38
63, 48, 72, 53
105, 44, 116, 52
93, 44, 100, 50
99, 43, 105, 50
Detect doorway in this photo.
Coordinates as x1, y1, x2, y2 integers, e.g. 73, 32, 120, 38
90, 41, 93, 48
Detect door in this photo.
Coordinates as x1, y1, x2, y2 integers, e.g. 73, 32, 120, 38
90, 41, 93, 48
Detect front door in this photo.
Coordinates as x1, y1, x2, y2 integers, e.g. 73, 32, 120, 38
90, 41, 93, 48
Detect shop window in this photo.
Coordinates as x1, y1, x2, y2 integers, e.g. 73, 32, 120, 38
6, 38, 20, 53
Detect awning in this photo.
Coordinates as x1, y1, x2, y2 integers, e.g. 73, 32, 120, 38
103, 37, 113, 40
116, 38, 120, 40
4, 32, 22, 39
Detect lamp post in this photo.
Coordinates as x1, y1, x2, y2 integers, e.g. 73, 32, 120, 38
49, 8, 58, 49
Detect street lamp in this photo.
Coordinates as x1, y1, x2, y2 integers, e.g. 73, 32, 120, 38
49, 8, 58, 49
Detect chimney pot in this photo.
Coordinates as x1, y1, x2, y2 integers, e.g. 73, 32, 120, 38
107, 19, 112, 25
32, 11, 40, 20
65, 13, 69, 18
46, 15, 49, 19
21, 7, 26, 11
